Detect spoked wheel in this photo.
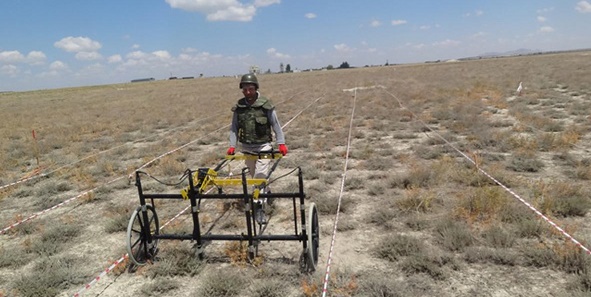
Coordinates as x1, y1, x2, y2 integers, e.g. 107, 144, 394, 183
126, 205, 159, 266
302, 202, 319, 272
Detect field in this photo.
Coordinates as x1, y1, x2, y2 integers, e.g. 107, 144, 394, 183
2, 50, 591, 297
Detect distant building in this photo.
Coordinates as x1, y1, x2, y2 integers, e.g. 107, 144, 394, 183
131, 78, 155, 83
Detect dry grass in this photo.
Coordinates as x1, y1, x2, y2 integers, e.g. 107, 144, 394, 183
2, 51, 591, 296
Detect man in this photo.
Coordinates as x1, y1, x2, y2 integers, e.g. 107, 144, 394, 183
227, 73, 288, 181
227, 74, 287, 224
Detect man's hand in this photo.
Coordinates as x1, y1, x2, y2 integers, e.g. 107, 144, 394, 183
227, 147, 235, 155
278, 144, 288, 156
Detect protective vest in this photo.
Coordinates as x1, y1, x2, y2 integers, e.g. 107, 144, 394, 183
232, 96, 274, 144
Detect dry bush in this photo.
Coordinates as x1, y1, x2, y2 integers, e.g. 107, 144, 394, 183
454, 186, 510, 224
12, 255, 89, 297
29, 223, 82, 256
530, 180, 591, 217
464, 246, 518, 266
144, 243, 205, 278
506, 151, 545, 172
139, 278, 180, 297
396, 187, 436, 213
434, 219, 474, 252
374, 234, 426, 262
480, 224, 516, 248
195, 268, 248, 297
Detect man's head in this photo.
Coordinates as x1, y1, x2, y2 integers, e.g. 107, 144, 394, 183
239, 73, 259, 90
239, 73, 259, 101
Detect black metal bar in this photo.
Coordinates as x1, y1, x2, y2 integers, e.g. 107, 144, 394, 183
179, 192, 300, 199
154, 233, 304, 241
241, 168, 255, 252
298, 167, 308, 250
135, 172, 154, 255
143, 194, 184, 199
188, 172, 202, 248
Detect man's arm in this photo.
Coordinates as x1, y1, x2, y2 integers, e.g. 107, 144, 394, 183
268, 109, 285, 144
229, 111, 238, 147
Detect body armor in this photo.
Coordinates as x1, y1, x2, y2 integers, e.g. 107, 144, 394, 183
233, 96, 274, 144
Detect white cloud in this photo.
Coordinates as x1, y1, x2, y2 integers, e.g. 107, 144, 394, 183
75, 51, 103, 61
254, 0, 280, 7
391, 20, 407, 26
108, 55, 123, 63
1, 64, 18, 76
472, 32, 486, 38
576, 1, 591, 13
419, 25, 430, 30
539, 26, 555, 33
152, 50, 172, 60
126, 51, 149, 60
334, 43, 353, 52
433, 39, 461, 47
0, 50, 25, 63
165, 0, 278, 21
537, 7, 554, 14
305, 13, 316, 19
266, 48, 290, 59
49, 61, 68, 70
132, 44, 141, 49
54, 36, 102, 53
26, 51, 46, 65
537, 16, 547, 22
465, 10, 484, 17
370, 20, 381, 27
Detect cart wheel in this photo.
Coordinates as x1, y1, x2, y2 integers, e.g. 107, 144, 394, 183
305, 202, 319, 272
126, 205, 159, 266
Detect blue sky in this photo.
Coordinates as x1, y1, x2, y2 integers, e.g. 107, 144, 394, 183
1, 0, 590, 92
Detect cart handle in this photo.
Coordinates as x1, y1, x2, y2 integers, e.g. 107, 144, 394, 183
225, 150, 283, 161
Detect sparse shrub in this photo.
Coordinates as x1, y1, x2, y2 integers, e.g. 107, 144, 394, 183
144, 243, 206, 278
516, 218, 545, 238
315, 194, 353, 215
481, 225, 515, 248
405, 214, 430, 231
374, 234, 425, 262
396, 187, 436, 213
30, 223, 81, 256
195, 268, 248, 297
0, 246, 32, 268
507, 152, 544, 172
531, 180, 591, 217
362, 157, 393, 171
464, 247, 518, 266
454, 186, 509, 223
366, 180, 386, 196
434, 219, 473, 252
400, 253, 448, 280
357, 271, 404, 297
250, 279, 289, 297
139, 278, 180, 297
522, 245, 559, 267
344, 176, 365, 191
388, 165, 436, 189
12, 255, 88, 297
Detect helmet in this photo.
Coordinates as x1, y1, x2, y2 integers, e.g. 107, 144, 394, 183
239, 73, 259, 89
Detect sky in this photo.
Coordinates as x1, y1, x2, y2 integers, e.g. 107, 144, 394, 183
1, 0, 590, 92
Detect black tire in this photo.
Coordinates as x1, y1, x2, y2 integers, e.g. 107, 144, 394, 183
306, 202, 319, 272
126, 205, 159, 266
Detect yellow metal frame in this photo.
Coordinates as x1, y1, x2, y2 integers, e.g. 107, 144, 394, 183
180, 153, 281, 201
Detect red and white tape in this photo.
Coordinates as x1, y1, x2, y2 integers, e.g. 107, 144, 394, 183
1, 176, 125, 235
73, 255, 128, 297
322, 89, 357, 297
